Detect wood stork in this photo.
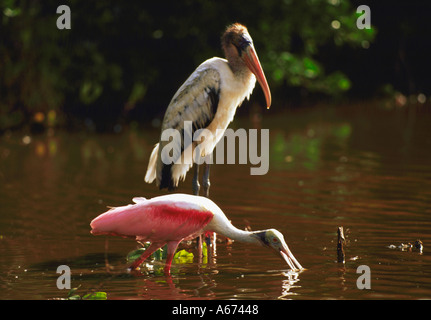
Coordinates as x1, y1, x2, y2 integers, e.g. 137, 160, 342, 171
144, 23, 271, 197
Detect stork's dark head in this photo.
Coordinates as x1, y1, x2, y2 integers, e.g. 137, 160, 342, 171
221, 23, 253, 57
221, 23, 271, 109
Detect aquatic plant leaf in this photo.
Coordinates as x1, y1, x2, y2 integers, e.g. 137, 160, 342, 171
173, 249, 194, 264
83, 292, 108, 300
153, 246, 167, 260
126, 248, 146, 262
162, 244, 168, 259
67, 285, 82, 299
202, 242, 208, 257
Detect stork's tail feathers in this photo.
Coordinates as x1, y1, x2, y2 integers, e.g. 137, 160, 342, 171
144, 143, 159, 184
145, 142, 193, 190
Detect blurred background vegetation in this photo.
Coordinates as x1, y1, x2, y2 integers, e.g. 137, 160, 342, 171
0, 0, 430, 133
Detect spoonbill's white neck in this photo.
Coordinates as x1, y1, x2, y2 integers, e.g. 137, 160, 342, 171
207, 213, 263, 245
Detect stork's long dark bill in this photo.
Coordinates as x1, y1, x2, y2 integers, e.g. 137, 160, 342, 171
280, 245, 303, 271
243, 46, 272, 109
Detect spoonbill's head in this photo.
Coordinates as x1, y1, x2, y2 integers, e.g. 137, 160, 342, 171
221, 23, 271, 109
254, 229, 303, 271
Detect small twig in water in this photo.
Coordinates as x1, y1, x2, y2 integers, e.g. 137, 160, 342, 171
337, 226, 345, 264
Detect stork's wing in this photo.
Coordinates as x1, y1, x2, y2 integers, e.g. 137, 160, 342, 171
156, 67, 221, 190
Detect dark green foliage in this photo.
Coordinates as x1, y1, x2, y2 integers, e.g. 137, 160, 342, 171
5, 0, 427, 132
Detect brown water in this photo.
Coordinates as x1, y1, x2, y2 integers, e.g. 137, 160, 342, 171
1, 104, 431, 300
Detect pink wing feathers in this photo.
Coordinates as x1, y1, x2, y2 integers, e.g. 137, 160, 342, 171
90, 195, 214, 242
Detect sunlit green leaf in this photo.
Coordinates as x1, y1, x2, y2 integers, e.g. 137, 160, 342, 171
82, 292, 108, 300
173, 249, 194, 264
67, 286, 81, 298
202, 242, 208, 257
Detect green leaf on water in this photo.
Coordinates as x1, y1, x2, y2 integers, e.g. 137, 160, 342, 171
160, 245, 168, 259
127, 244, 167, 263
67, 285, 82, 299
65, 285, 107, 300
126, 248, 146, 262
202, 241, 208, 257
153, 248, 162, 260
173, 249, 194, 264
174, 249, 193, 258
152, 245, 167, 260
82, 292, 108, 300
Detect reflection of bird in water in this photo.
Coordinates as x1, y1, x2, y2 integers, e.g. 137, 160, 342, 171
90, 194, 302, 274
144, 23, 271, 197
135, 274, 217, 300
279, 271, 301, 299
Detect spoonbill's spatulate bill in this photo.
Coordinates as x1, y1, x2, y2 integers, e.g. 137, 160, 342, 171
90, 194, 302, 274
144, 23, 271, 196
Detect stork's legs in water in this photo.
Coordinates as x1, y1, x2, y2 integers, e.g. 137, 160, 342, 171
202, 163, 211, 198
193, 164, 203, 257
192, 164, 200, 196
201, 163, 216, 250
193, 163, 216, 255
192, 162, 210, 198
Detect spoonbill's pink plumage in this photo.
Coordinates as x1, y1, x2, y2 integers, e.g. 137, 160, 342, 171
90, 194, 302, 274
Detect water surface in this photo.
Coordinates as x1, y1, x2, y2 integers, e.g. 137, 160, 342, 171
1, 104, 430, 299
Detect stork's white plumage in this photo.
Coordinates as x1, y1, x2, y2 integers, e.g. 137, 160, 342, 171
145, 23, 271, 194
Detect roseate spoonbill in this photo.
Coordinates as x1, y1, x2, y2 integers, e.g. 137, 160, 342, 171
90, 194, 302, 274
144, 23, 271, 197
